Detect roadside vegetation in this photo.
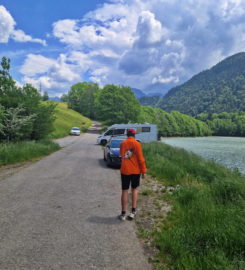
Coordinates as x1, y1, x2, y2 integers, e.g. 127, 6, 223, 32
139, 106, 211, 137
63, 81, 211, 137
0, 140, 60, 166
48, 102, 91, 139
0, 57, 90, 166
142, 142, 245, 270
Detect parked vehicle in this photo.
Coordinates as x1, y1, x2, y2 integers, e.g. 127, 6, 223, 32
97, 123, 158, 146
70, 127, 81, 136
104, 138, 124, 167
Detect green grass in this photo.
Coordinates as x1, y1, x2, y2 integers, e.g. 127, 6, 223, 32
143, 142, 245, 270
142, 189, 154, 196
0, 140, 60, 166
48, 102, 91, 139
0, 102, 91, 166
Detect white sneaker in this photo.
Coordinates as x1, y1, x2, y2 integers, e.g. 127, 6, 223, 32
127, 211, 136, 220
118, 214, 126, 221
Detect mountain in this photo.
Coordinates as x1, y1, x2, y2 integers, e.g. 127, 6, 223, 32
131, 88, 146, 99
49, 96, 62, 102
159, 52, 245, 116
139, 95, 161, 107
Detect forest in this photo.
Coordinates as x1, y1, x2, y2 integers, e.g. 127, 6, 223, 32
64, 82, 211, 137
159, 52, 245, 115
196, 112, 245, 136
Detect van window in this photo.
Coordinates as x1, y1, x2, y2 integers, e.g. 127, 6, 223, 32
136, 127, 142, 133
142, 127, 151, 132
104, 129, 113, 135
114, 129, 125, 135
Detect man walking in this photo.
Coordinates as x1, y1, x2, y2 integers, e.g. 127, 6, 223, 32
119, 128, 147, 221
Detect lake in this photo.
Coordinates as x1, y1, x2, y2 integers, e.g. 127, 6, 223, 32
161, 136, 245, 175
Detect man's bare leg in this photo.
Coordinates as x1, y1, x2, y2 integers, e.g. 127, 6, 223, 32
132, 188, 138, 209
121, 190, 128, 212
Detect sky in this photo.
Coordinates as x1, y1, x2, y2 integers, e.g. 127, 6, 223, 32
0, 0, 245, 97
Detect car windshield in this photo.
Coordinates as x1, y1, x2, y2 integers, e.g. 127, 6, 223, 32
72, 128, 80, 130
110, 140, 123, 148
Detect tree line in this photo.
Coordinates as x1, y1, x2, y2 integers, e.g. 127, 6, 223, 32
196, 112, 245, 136
63, 82, 211, 137
0, 57, 56, 142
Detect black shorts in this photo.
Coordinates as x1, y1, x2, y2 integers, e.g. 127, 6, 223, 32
121, 174, 140, 190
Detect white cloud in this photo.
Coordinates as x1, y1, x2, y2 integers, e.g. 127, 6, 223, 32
20, 53, 81, 91
0, 5, 15, 42
20, 54, 56, 76
136, 11, 165, 46
0, 5, 46, 45
20, 0, 245, 95
52, 19, 81, 46
11, 30, 46, 46
152, 75, 179, 84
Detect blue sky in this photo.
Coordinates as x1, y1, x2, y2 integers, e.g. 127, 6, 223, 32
1, 0, 245, 96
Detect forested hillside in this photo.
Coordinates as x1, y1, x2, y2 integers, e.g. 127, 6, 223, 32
139, 95, 161, 107
158, 52, 245, 115
65, 82, 211, 137
197, 112, 245, 136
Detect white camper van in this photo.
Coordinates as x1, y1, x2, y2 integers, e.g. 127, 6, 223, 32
97, 123, 158, 145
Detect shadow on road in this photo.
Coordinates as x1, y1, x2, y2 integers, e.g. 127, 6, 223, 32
86, 122, 101, 134
98, 159, 120, 170
87, 215, 120, 225
86, 128, 100, 134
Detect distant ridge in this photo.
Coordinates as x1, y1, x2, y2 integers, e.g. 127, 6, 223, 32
49, 96, 62, 102
131, 88, 146, 99
158, 52, 245, 115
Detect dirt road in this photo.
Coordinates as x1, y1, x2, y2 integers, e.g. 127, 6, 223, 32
0, 124, 151, 270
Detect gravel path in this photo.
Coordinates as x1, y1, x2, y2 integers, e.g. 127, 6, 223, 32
0, 124, 151, 270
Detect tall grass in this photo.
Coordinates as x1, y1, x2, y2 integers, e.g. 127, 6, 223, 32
143, 142, 245, 270
48, 102, 91, 139
0, 140, 60, 166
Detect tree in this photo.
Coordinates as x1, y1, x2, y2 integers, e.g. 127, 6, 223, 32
0, 57, 56, 141
61, 94, 68, 102
67, 82, 99, 119
0, 106, 35, 141
94, 85, 141, 125
31, 102, 56, 140
0, 105, 4, 132
42, 91, 49, 101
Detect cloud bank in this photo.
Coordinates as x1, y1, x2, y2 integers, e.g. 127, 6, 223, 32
18, 0, 245, 95
0, 5, 46, 46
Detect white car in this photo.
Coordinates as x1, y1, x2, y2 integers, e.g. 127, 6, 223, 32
70, 127, 81, 136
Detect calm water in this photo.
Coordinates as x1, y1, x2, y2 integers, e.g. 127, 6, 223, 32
161, 137, 245, 175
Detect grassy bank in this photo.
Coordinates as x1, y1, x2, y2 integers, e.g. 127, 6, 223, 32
142, 142, 245, 270
49, 102, 91, 139
0, 102, 91, 166
0, 140, 60, 166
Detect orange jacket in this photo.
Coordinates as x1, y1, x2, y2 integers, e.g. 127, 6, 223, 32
120, 137, 147, 175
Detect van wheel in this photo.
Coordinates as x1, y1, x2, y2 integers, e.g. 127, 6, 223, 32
101, 139, 107, 146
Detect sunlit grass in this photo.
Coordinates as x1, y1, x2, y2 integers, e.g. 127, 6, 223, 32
48, 102, 91, 139
0, 140, 60, 166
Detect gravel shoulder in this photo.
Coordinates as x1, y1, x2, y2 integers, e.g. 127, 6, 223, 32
0, 124, 151, 270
